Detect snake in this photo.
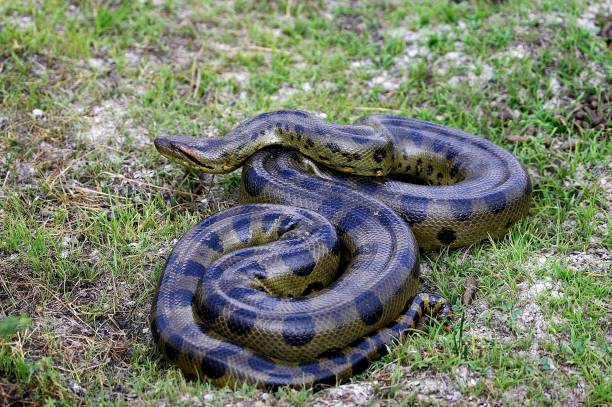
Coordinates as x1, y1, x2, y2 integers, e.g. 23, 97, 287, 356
150, 109, 531, 388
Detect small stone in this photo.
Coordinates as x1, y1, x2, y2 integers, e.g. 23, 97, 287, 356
32, 108, 44, 118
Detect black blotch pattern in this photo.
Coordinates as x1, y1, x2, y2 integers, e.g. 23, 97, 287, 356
228, 309, 257, 336
199, 294, 229, 323
281, 249, 315, 276
432, 138, 445, 153
228, 287, 257, 300
449, 199, 473, 222
318, 196, 343, 218
326, 142, 341, 153
174, 288, 193, 307
164, 335, 183, 362
282, 315, 316, 346
437, 227, 457, 244
372, 147, 387, 163
183, 259, 207, 277
484, 191, 507, 214
233, 216, 251, 243
202, 232, 223, 252
337, 206, 372, 232
399, 196, 429, 225
301, 177, 323, 191
450, 163, 461, 179
318, 348, 347, 365
355, 291, 384, 326
247, 355, 275, 372
243, 166, 268, 197
302, 281, 325, 296
348, 352, 369, 375
201, 350, 228, 379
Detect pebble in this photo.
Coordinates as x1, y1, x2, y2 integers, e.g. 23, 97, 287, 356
32, 108, 44, 118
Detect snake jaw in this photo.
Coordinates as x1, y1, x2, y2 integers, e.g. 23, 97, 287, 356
154, 136, 219, 172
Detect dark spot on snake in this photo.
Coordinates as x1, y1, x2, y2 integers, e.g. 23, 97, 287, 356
450, 163, 461, 179
151, 313, 169, 340
437, 172, 443, 179
408, 130, 423, 146
449, 199, 473, 222
301, 177, 322, 191
199, 293, 228, 323
261, 212, 280, 232
338, 206, 372, 232
164, 334, 183, 362
243, 166, 268, 197
405, 307, 420, 325
278, 216, 296, 234
300, 362, 337, 386
318, 154, 330, 161
432, 138, 445, 153
247, 355, 275, 372
292, 110, 309, 117
319, 348, 347, 365
200, 350, 229, 379
235, 248, 255, 258
241, 261, 267, 278
397, 247, 416, 268
295, 124, 305, 135
406, 164, 411, 171
326, 142, 341, 153
202, 232, 223, 253
182, 259, 207, 277
233, 216, 251, 243
348, 352, 369, 375
205, 264, 223, 280
426, 164, 433, 175
484, 191, 507, 214
377, 208, 397, 227
281, 249, 315, 276
302, 281, 325, 296
446, 146, 458, 160
315, 126, 325, 135
352, 135, 369, 144
437, 227, 457, 244
399, 196, 429, 225
304, 138, 314, 148
355, 291, 384, 326
282, 315, 315, 346
228, 309, 257, 336
373, 147, 386, 163
318, 196, 343, 218
174, 289, 193, 307
278, 168, 299, 179
355, 179, 379, 194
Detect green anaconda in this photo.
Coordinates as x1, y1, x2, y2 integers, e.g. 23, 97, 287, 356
151, 110, 531, 388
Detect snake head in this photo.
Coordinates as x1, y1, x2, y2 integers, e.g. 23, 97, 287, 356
154, 135, 229, 173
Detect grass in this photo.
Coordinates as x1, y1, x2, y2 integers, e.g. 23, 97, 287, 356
0, 0, 610, 405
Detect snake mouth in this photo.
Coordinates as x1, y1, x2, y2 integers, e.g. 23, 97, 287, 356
154, 136, 210, 169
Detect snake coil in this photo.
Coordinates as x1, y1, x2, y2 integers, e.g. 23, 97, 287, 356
151, 110, 531, 388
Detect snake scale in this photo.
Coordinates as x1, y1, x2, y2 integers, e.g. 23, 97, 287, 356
151, 110, 531, 388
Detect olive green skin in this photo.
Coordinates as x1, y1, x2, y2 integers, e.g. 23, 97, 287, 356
151, 110, 531, 388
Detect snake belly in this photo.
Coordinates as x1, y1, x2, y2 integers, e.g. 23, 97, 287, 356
151, 110, 531, 388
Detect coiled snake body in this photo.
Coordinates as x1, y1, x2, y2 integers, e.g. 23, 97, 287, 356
151, 110, 531, 388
